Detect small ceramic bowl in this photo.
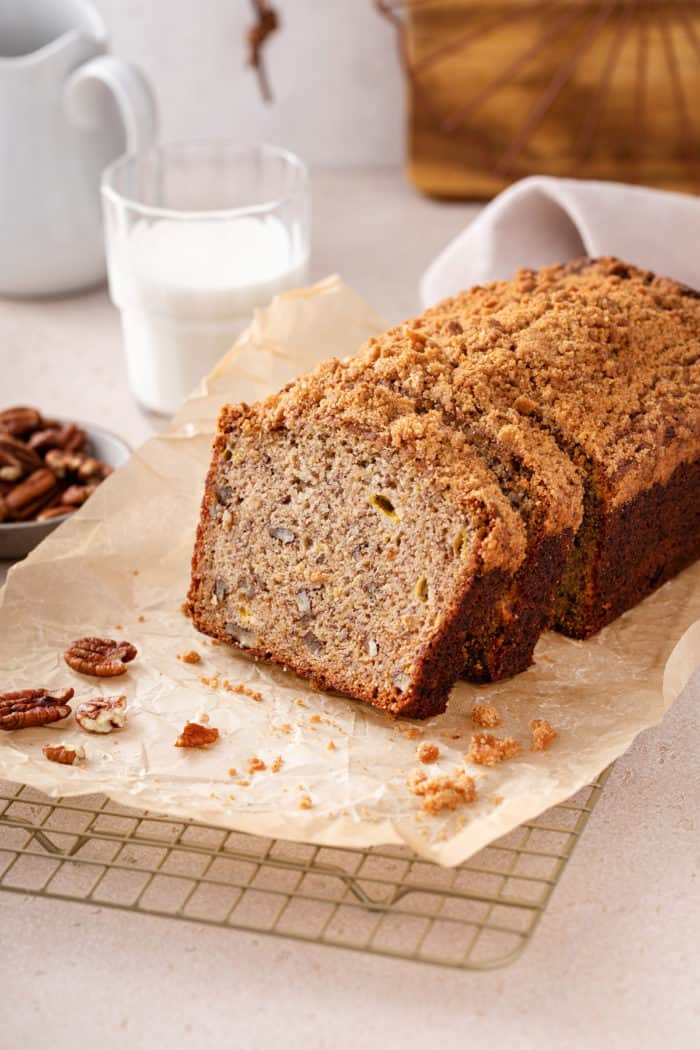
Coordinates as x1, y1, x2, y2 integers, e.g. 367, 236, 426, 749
0, 423, 131, 561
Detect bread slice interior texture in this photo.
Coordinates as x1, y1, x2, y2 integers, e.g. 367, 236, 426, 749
188, 382, 525, 718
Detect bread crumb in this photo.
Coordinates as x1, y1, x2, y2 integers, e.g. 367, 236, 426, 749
299, 795, 313, 810
221, 680, 263, 702
197, 712, 210, 723
174, 722, 219, 749
228, 793, 236, 801
417, 742, 440, 764
179, 649, 201, 664
200, 673, 220, 689
235, 779, 251, 787
271, 755, 283, 773
133, 570, 140, 576
180, 601, 191, 618
530, 718, 558, 751
471, 703, 501, 729
398, 726, 421, 740
466, 732, 521, 766
248, 756, 266, 774
228, 767, 238, 777
309, 713, 321, 723
327, 740, 336, 751
114, 624, 122, 631
295, 697, 307, 708
138, 614, 145, 623
276, 722, 292, 735
407, 768, 477, 814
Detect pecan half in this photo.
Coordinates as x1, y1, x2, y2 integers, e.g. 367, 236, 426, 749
175, 722, 220, 748
0, 688, 74, 730
61, 483, 97, 507
43, 743, 85, 765
0, 434, 43, 471
64, 637, 137, 677
75, 695, 127, 733
58, 423, 87, 454
4, 468, 58, 520
0, 406, 42, 437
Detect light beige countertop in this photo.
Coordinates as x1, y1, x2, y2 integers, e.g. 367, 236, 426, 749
1, 170, 697, 1050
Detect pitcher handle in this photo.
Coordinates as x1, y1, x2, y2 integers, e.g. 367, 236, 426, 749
64, 56, 158, 154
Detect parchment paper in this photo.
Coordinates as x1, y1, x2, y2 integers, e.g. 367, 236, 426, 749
1, 276, 698, 866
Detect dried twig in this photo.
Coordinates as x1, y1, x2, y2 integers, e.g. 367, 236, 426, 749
247, 0, 280, 103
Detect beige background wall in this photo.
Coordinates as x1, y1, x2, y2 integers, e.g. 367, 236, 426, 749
94, 0, 405, 166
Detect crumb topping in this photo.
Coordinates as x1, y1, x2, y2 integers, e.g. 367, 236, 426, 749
466, 732, 521, 766
407, 768, 477, 814
179, 649, 201, 664
530, 718, 558, 751
417, 742, 440, 764
471, 703, 501, 728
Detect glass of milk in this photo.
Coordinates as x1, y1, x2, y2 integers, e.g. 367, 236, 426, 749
101, 142, 310, 415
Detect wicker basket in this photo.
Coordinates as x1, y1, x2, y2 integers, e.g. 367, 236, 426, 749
379, 0, 700, 198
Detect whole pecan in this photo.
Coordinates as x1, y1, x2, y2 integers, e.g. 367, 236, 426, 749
64, 637, 137, 677
75, 695, 127, 733
4, 468, 58, 520
0, 688, 74, 731
0, 406, 42, 437
43, 743, 85, 765
175, 721, 220, 748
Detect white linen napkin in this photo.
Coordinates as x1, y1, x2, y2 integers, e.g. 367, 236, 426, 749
421, 175, 700, 307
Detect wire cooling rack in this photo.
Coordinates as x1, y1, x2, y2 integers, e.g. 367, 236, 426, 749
0, 769, 610, 971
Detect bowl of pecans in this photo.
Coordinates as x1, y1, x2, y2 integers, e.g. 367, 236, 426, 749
0, 406, 130, 560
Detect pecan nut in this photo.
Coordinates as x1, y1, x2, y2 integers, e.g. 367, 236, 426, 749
175, 722, 220, 748
0, 688, 74, 731
0, 406, 42, 437
64, 637, 137, 677
43, 743, 85, 766
4, 468, 58, 520
0, 434, 43, 473
61, 483, 98, 507
75, 695, 127, 733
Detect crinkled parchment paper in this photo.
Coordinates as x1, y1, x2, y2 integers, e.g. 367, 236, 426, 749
1, 276, 699, 866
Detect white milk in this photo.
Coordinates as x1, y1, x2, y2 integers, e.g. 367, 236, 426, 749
110, 215, 308, 415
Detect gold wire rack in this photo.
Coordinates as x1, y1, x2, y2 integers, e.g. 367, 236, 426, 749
0, 768, 610, 971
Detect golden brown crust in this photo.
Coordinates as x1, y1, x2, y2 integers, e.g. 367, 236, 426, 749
420, 257, 700, 507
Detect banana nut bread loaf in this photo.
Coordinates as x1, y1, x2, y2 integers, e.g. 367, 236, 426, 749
188, 376, 525, 717
189, 257, 700, 716
415, 257, 700, 636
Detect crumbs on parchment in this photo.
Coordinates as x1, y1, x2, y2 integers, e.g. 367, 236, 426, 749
471, 703, 501, 729
299, 795, 313, 810
530, 718, 558, 752
407, 768, 477, 815
327, 740, 336, 752
466, 732, 521, 766
178, 649, 201, 665
271, 756, 283, 773
416, 742, 440, 764
248, 756, 266, 774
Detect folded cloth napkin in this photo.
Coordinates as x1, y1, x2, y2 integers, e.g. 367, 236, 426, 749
420, 175, 700, 308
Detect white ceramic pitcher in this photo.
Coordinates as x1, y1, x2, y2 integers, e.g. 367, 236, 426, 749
0, 0, 157, 297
